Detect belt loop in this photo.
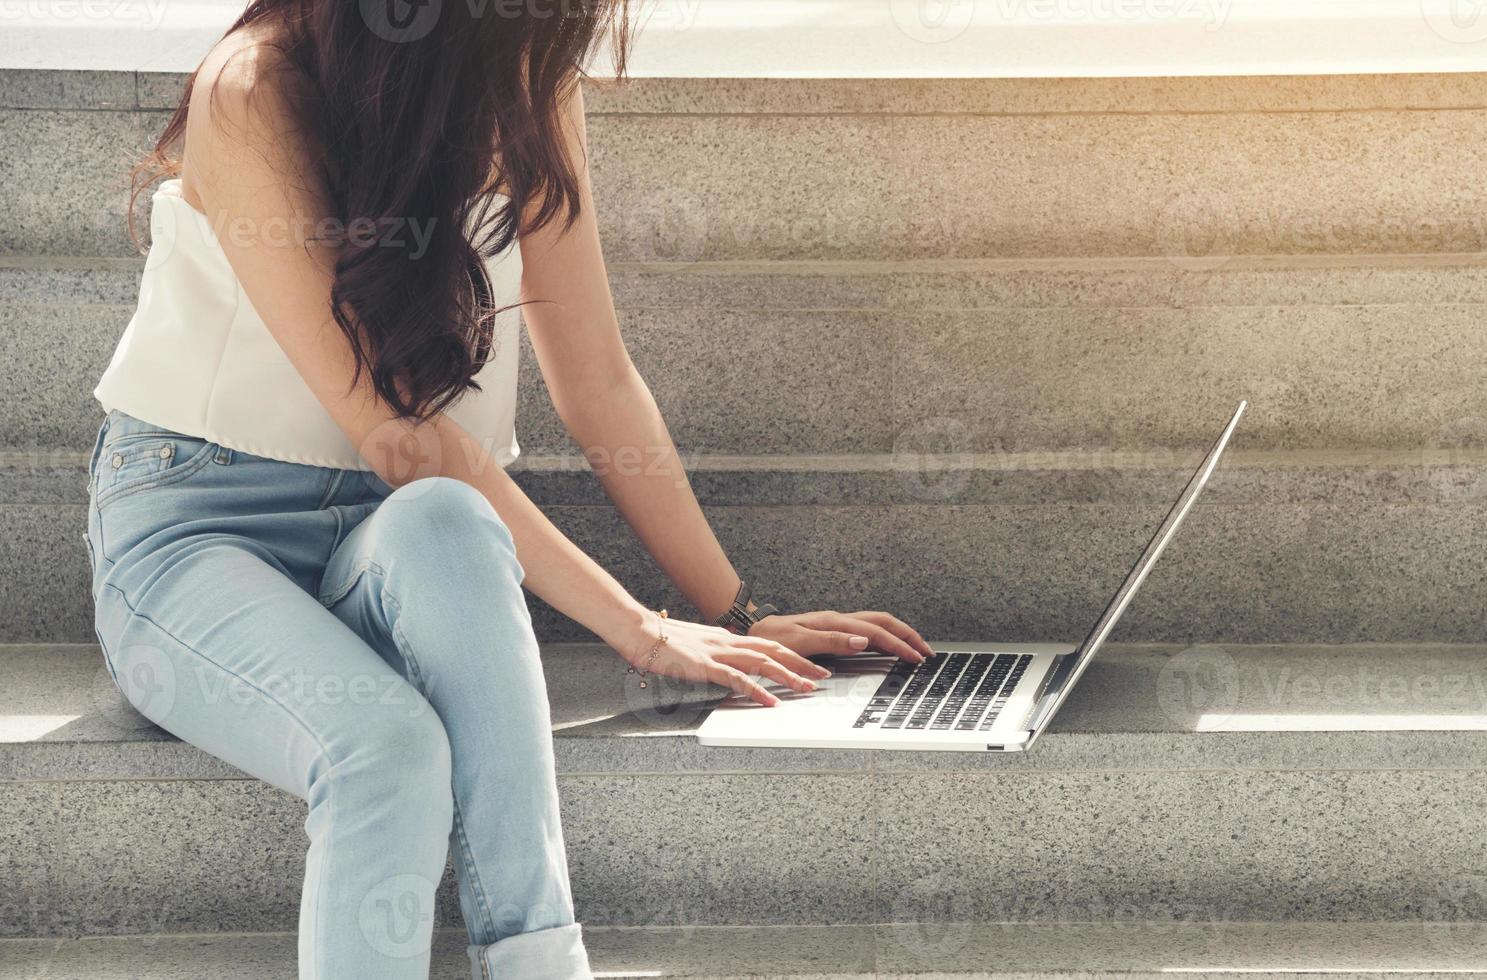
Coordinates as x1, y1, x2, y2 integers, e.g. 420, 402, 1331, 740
87, 414, 113, 479
316, 469, 346, 510
213, 446, 234, 465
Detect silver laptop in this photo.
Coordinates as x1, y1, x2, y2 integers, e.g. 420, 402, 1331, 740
698, 402, 1246, 753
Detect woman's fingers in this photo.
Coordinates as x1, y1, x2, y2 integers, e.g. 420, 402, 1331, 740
716, 651, 817, 694
639, 613, 933, 708
816, 613, 925, 663
736, 633, 833, 679
848, 610, 935, 658
707, 663, 780, 707
785, 627, 880, 658
751, 621, 862, 658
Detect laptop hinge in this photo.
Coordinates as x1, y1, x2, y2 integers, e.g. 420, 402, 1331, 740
1024, 650, 1079, 734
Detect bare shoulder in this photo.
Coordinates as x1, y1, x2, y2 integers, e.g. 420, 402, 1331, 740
180, 22, 314, 208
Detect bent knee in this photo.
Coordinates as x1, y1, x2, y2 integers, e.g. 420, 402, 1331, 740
313, 707, 454, 839
380, 475, 514, 553
387, 475, 485, 511
356, 706, 453, 791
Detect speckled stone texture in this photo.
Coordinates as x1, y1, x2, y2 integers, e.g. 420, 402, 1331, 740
9, 643, 1487, 935
0, 69, 139, 110
17, 70, 1487, 114
0, 107, 162, 256
0, 771, 879, 935
875, 769, 1487, 923
5, 921, 1487, 978
15, 254, 1487, 456
13, 643, 1487, 780
10, 757, 1487, 935
14, 452, 1487, 644
9, 73, 1487, 259
0, 501, 91, 642
580, 108, 1487, 262
509, 490, 1487, 644
580, 73, 1487, 116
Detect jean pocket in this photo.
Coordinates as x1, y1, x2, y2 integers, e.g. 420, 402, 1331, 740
93, 432, 217, 510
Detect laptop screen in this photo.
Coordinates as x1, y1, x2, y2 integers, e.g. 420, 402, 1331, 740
1024, 401, 1247, 742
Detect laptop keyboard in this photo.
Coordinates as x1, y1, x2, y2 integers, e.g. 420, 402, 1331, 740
852, 652, 1032, 732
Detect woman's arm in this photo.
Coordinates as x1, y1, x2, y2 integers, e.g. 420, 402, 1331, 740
517, 90, 739, 620
520, 90, 933, 663
182, 41, 826, 705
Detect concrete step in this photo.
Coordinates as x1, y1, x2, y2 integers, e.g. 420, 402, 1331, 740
5, 922, 1487, 979
7, 447, 1487, 646
11, 253, 1487, 458
6, 70, 1487, 261
7, 642, 1487, 936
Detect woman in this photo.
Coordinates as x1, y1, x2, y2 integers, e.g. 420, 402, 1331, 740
85, 1, 933, 978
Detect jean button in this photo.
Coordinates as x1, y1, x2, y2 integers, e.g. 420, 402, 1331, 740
159, 445, 174, 460
111, 453, 123, 469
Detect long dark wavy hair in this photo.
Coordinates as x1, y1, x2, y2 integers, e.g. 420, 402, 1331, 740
130, 0, 631, 419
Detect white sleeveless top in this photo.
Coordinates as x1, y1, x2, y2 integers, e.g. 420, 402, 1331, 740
94, 179, 523, 472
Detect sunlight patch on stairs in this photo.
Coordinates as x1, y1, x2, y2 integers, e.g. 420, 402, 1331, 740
0, 713, 80, 740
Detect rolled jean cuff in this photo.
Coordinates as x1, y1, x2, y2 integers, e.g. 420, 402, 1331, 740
468, 923, 592, 980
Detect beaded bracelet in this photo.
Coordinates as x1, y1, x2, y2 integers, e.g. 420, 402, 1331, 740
626, 609, 669, 689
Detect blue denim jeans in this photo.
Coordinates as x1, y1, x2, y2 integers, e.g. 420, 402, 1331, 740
85, 410, 591, 980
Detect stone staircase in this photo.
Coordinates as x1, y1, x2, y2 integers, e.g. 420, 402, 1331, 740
7, 61, 1487, 977
14, 921, 1487, 979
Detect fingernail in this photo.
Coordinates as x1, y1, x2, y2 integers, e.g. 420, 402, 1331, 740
850, 636, 869, 650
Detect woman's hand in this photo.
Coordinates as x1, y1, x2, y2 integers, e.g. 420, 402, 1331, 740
748, 610, 935, 664
619, 615, 833, 707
